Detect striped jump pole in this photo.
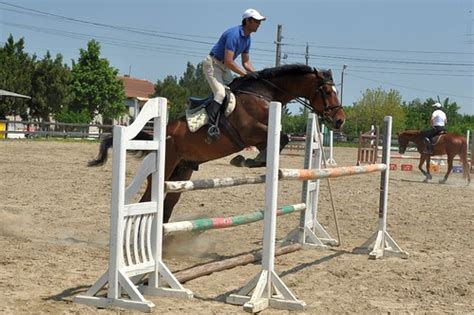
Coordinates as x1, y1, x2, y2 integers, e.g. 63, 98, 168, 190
279, 164, 387, 181
164, 204, 305, 234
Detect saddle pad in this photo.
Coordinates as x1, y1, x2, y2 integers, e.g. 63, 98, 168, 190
185, 91, 236, 133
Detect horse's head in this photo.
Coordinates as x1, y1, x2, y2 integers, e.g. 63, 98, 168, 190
232, 64, 345, 130
397, 132, 408, 154
309, 68, 345, 130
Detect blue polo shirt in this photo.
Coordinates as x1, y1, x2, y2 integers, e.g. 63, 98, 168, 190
210, 25, 251, 61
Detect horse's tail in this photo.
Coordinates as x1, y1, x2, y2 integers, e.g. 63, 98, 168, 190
88, 134, 114, 166
87, 130, 154, 167
459, 137, 471, 184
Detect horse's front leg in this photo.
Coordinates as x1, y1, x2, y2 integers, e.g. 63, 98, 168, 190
418, 155, 431, 182
253, 132, 289, 163
439, 155, 453, 184
243, 132, 289, 168
163, 165, 194, 223
230, 123, 288, 168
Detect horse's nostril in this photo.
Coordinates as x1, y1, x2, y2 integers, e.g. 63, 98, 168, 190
336, 119, 344, 129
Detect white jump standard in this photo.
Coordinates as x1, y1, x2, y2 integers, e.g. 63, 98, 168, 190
74, 98, 192, 312
226, 102, 306, 312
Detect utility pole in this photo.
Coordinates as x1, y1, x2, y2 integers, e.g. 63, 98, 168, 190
275, 24, 282, 66
305, 43, 309, 65
340, 64, 347, 105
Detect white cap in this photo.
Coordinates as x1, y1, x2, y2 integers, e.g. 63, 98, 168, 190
242, 8, 266, 21
432, 102, 442, 108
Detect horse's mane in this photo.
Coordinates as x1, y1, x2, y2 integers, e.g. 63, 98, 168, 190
230, 64, 332, 91
256, 64, 314, 79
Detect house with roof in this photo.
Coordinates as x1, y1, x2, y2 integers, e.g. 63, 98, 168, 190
117, 75, 155, 124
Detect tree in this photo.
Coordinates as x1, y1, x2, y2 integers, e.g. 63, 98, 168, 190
0, 35, 35, 119
344, 88, 406, 135
70, 40, 126, 122
401, 98, 431, 130
281, 105, 307, 135
179, 62, 210, 97
154, 75, 189, 120
154, 62, 211, 121
30, 51, 72, 121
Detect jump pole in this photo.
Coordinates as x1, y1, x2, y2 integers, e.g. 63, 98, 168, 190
163, 204, 305, 234
174, 243, 303, 284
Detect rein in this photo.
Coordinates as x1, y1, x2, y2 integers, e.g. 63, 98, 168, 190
242, 76, 343, 121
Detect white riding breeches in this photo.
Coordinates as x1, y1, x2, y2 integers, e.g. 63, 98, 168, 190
202, 55, 234, 104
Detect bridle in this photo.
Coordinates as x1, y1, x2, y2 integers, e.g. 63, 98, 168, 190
311, 80, 344, 123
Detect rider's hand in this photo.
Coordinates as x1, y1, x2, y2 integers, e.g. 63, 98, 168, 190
246, 71, 259, 79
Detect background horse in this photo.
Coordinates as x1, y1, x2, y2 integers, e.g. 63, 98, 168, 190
397, 130, 471, 185
89, 64, 346, 222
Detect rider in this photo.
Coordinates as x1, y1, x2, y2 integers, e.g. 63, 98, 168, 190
202, 8, 266, 141
424, 102, 447, 154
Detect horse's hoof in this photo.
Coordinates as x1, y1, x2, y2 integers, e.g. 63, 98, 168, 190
438, 179, 447, 184
244, 159, 266, 168
230, 155, 246, 167
423, 178, 429, 183
427, 174, 432, 180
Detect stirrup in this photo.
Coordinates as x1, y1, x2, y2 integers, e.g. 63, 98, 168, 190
206, 124, 220, 143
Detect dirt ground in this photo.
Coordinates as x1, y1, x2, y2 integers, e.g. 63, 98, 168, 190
0, 140, 473, 314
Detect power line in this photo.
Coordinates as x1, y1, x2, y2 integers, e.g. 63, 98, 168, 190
347, 73, 474, 99
283, 39, 474, 56
283, 50, 474, 67
348, 69, 473, 77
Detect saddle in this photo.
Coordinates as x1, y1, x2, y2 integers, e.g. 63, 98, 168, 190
185, 88, 236, 133
430, 131, 447, 145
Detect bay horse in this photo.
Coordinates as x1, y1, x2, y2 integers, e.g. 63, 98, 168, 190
397, 130, 471, 185
89, 64, 346, 222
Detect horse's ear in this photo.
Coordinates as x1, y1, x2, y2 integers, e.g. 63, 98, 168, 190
313, 68, 327, 80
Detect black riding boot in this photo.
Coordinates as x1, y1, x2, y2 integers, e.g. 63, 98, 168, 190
206, 100, 222, 142
423, 137, 433, 155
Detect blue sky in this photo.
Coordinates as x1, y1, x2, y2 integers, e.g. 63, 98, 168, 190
1, 0, 473, 114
